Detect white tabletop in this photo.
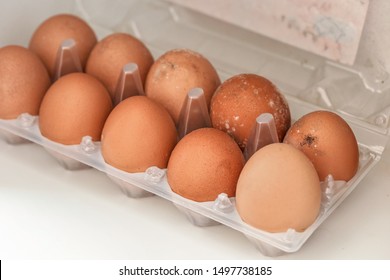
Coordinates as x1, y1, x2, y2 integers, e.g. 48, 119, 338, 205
0, 136, 389, 259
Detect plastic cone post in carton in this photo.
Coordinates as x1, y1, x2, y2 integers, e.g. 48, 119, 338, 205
244, 113, 279, 160
53, 38, 82, 81
177, 87, 211, 139
113, 63, 145, 106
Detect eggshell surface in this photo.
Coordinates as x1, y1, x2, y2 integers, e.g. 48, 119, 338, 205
283, 110, 359, 181
86, 33, 154, 100
210, 73, 291, 149
29, 14, 97, 78
0, 45, 51, 119
167, 127, 245, 202
236, 143, 321, 233
145, 49, 221, 125
39, 73, 112, 145
101, 96, 177, 173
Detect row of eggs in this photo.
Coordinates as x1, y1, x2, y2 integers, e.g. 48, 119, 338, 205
0, 14, 359, 233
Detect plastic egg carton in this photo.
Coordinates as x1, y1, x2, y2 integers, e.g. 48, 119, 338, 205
0, 113, 383, 256
1, 0, 390, 256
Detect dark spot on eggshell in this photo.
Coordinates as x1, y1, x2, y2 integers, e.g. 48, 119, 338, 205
301, 134, 317, 147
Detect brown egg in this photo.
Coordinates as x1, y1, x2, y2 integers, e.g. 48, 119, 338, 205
86, 33, 154, 100
167, 127, 245, 202
145, 49, 221, 125
101, 96, 177, 173
0, 45, 50, 119
29, 14, 97, 78
236, 143, 321, 233
283, 110, 359, 181
39, 73, 112, 145
210, 73, 291, 149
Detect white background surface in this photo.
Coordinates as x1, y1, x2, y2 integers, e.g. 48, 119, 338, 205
1, 0, 390, 259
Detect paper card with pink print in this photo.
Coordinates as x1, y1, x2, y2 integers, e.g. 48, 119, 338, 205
169, 0, 370, 65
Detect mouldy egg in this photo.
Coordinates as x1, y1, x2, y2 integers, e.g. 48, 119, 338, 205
283, 110, 359, 181
29, 14, 97, 78
167, 127, 245, 202
0, 45, 51, 119
145, 48, 221, 125
39, 73, 112, 145
101, 96, 177, 173
236, 143, 321, 233
210, 73, 291, 149
86, 33, 154, 100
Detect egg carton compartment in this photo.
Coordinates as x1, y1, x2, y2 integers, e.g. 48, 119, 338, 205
0, 127, 30, 145
106, 172, 154, 199
1, 0, 390, 256
0, 114, 35, 145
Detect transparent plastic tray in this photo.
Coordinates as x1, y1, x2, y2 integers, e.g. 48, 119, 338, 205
1, 0, 389, 256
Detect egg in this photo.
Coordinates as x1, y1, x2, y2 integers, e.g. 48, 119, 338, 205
236, 143, 321, 233
101, 96, 177, 173
210, 73, 291, 149
39, 73, 112, 145
145, 49, 221, 125
29, 14, 97, 78
86, 33, 154, 100
0, 45, 51, 119
167, 127, 245, 202
283, 110, 359, 181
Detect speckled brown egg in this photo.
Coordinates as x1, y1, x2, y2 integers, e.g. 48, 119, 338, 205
101, 96, 177, 173
39, 73, 112, 145
145, 49, 221, 125
86, 33, 154, 100
29, 14, 97, 78
0, 45, 51, 119
236, 143, 321, 233
167, 127, 245, 202
283, 110, 359, 181
210, 73, 291, 149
